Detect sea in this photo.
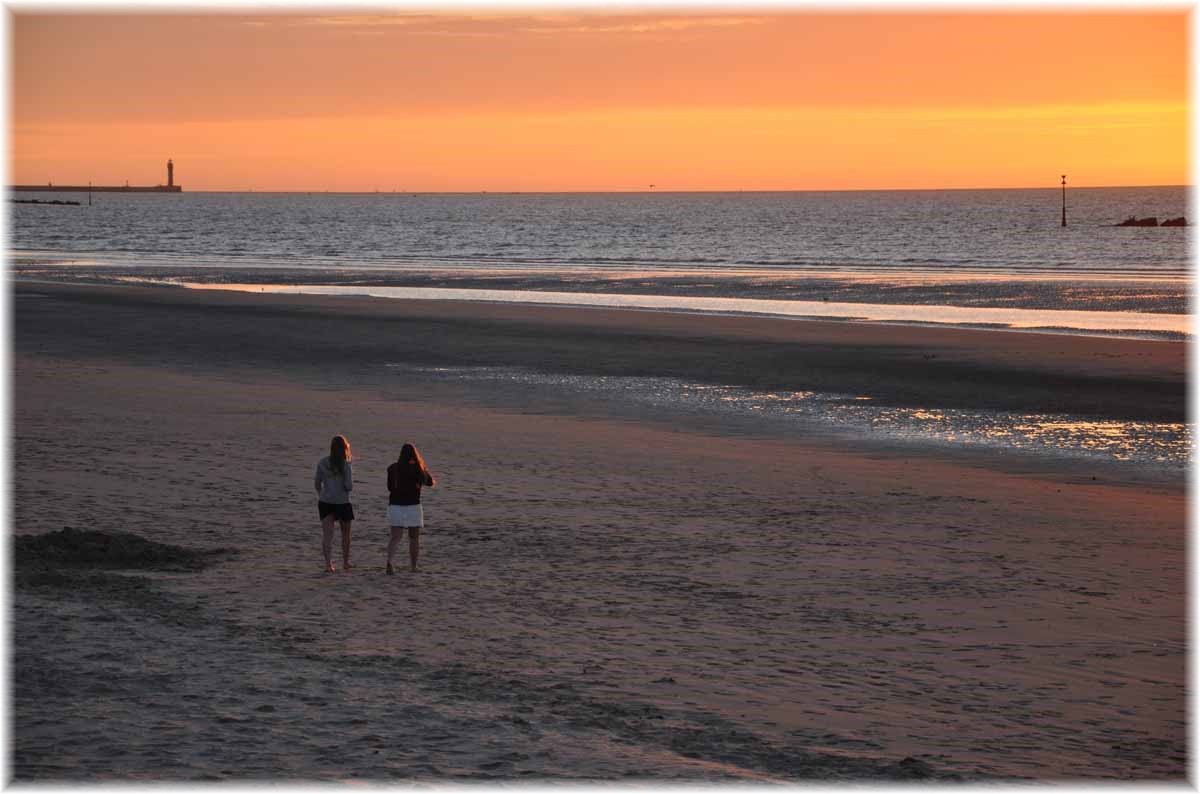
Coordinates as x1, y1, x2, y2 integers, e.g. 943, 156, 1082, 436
9, 186, 1192, 471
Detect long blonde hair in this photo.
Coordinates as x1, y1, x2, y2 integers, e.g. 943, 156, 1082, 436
330, 435, 352, 476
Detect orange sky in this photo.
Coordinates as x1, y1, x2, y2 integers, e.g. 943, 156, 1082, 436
10, 11, 1189, 191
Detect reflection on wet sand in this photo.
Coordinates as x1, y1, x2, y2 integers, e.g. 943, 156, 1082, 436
187, 282, 1190, 339
12, 251, 1191, 318
392, 364, 1191, 469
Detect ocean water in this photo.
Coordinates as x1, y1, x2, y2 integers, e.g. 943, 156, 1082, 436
10, 187, 1191, 470
7, 186, 1190, 272
9, 186, 1191, 327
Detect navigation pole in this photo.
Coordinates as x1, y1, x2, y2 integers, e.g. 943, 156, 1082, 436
1061, 175, 1067, 227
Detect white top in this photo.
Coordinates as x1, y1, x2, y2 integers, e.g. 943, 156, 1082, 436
314, 456, 353, 504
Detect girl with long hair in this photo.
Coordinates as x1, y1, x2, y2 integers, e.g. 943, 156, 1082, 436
386, 442, 435, 574
314, 434, 355, 573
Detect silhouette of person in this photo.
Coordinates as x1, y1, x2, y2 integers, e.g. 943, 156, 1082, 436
386, 443, 435, 574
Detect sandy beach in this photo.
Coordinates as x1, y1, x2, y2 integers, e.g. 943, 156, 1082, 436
12, 281, 1186, 781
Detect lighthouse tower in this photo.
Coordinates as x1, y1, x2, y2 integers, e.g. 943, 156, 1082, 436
167, 159, 174, 188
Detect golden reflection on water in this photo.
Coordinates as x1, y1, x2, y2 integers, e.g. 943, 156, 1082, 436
697, 386, 1190, 465
897, 412, 1191, 463
390, 364, 1190, 468
722, 391, 816, 403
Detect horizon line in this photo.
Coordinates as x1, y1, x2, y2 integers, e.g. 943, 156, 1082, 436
20, 183, 1186, 195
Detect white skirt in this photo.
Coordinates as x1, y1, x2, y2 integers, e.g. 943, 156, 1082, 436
387, 504, 424, 527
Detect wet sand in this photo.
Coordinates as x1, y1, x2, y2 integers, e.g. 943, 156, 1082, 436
16, 280, 1189, 420
12, 281, 1187, 780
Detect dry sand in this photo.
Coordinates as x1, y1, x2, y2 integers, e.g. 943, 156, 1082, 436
11, 282, 1186, 781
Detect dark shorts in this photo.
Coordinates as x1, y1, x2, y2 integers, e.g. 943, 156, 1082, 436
318, 501, 355, 522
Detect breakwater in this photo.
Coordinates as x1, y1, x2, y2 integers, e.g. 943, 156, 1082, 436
12, 159, 182, 193
10, 184, 181, 193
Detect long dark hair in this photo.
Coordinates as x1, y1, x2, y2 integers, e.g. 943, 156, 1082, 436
330, 435, 352, 476
398, 443, 432, 485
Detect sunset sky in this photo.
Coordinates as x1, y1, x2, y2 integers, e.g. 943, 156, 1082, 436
11, 11, 1189, 192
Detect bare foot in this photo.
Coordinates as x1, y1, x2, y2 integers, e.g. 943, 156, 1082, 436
326, 561, 336, 573
344, 561, 355, 570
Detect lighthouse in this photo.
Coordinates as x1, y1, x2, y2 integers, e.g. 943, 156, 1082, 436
167, 159, 174, 188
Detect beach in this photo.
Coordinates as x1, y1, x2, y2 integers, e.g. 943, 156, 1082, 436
12, 281, 1187, 780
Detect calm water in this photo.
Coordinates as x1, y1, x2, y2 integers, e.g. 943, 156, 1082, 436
7, 186, 1190, 274
10, 187, 1191, 326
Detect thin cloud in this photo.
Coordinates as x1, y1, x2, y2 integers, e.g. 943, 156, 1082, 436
235, 13, 769, 38
295, 15, 432, 27
517, 17, 769, 35
233, 14, 435, 28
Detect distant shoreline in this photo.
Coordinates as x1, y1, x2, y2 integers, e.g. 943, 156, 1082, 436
7, 184, 1189, 195
9, 184, 182, 193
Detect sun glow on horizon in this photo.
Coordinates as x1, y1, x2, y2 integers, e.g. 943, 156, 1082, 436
10, 11, 1188, 192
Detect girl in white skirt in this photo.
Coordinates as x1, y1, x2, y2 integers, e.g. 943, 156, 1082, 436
386, 443, 435, 574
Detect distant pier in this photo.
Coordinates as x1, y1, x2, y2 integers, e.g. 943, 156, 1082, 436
11, 184, 181, 193
10, 159, 182, 193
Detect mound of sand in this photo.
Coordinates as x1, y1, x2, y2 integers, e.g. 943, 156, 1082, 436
14, 527, 234, 573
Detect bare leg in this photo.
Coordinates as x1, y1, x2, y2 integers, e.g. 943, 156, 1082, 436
340, 520, 354, 569
386, 527, 404, 574
321, 515, 336, 572
409, 526, 421, 572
